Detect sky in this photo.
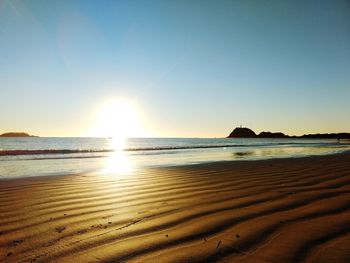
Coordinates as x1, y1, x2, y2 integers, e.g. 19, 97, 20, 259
0, 0, 349, 137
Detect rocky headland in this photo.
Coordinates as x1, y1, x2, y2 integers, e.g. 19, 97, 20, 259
228, 127, 350, 139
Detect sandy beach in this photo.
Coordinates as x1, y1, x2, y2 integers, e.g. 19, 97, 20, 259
1, 152, 350, 262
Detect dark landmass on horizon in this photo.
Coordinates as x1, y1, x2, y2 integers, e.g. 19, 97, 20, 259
0, 132, 37, 137
228, 127, 350, 139
1, 129, 349, 139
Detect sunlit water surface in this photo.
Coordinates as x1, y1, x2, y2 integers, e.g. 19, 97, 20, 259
1, 137, 350, 178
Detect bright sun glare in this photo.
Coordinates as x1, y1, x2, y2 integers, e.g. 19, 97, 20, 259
93, 98, 141, 174
95, 99, 141, 149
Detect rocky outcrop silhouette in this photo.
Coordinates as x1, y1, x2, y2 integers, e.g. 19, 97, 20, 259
228, 127, 256, 138
299, 133, 350, 139
258, 131, 288, 138
228, 127, 350, 139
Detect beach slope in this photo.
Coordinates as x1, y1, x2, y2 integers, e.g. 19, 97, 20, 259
1, 153, 350, 262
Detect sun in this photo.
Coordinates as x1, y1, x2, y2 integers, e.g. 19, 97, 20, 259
94, 99, 141, 148
91, 98, 141, 174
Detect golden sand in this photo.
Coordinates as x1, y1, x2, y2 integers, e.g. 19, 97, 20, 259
1, 153, 350, 262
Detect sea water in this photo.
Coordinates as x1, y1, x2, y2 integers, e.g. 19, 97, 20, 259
1, 137, 349, 178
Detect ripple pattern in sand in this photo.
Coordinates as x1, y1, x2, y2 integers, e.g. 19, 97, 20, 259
0, 153, 350, 262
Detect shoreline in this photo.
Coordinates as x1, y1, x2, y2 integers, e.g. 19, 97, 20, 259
164, 148, 350, 170
1, 150, 350, 262
1, 149, 350, 182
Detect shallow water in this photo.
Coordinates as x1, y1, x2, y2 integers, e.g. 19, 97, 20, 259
1, 137, 349, 178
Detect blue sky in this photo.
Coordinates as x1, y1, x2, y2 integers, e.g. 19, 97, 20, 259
1, 0, 349, 137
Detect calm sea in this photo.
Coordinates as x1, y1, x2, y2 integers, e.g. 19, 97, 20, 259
1, 137, 350, 178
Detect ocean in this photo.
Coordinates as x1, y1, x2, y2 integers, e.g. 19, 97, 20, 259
1, 137, 350, 178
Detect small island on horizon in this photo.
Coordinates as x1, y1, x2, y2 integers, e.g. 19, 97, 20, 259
228, 127, 350, 139
0, 132, 37, 137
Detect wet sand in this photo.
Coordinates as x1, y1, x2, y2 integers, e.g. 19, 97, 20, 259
1, 152, 350, 262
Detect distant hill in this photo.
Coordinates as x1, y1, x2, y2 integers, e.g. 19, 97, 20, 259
298, 133, 350, 139
0, 132, 37, 137
227, 127, 350, 139
228, 127, 256, 138
258, 131, 289, 138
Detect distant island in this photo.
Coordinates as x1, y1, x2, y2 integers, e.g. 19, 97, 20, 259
228, 127, 350, 139
0, 132, 37, 137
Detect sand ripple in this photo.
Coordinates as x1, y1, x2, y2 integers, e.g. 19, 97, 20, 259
1, 153, 350, 262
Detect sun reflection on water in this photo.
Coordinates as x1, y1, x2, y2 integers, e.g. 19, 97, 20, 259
102, 137, 133, 174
